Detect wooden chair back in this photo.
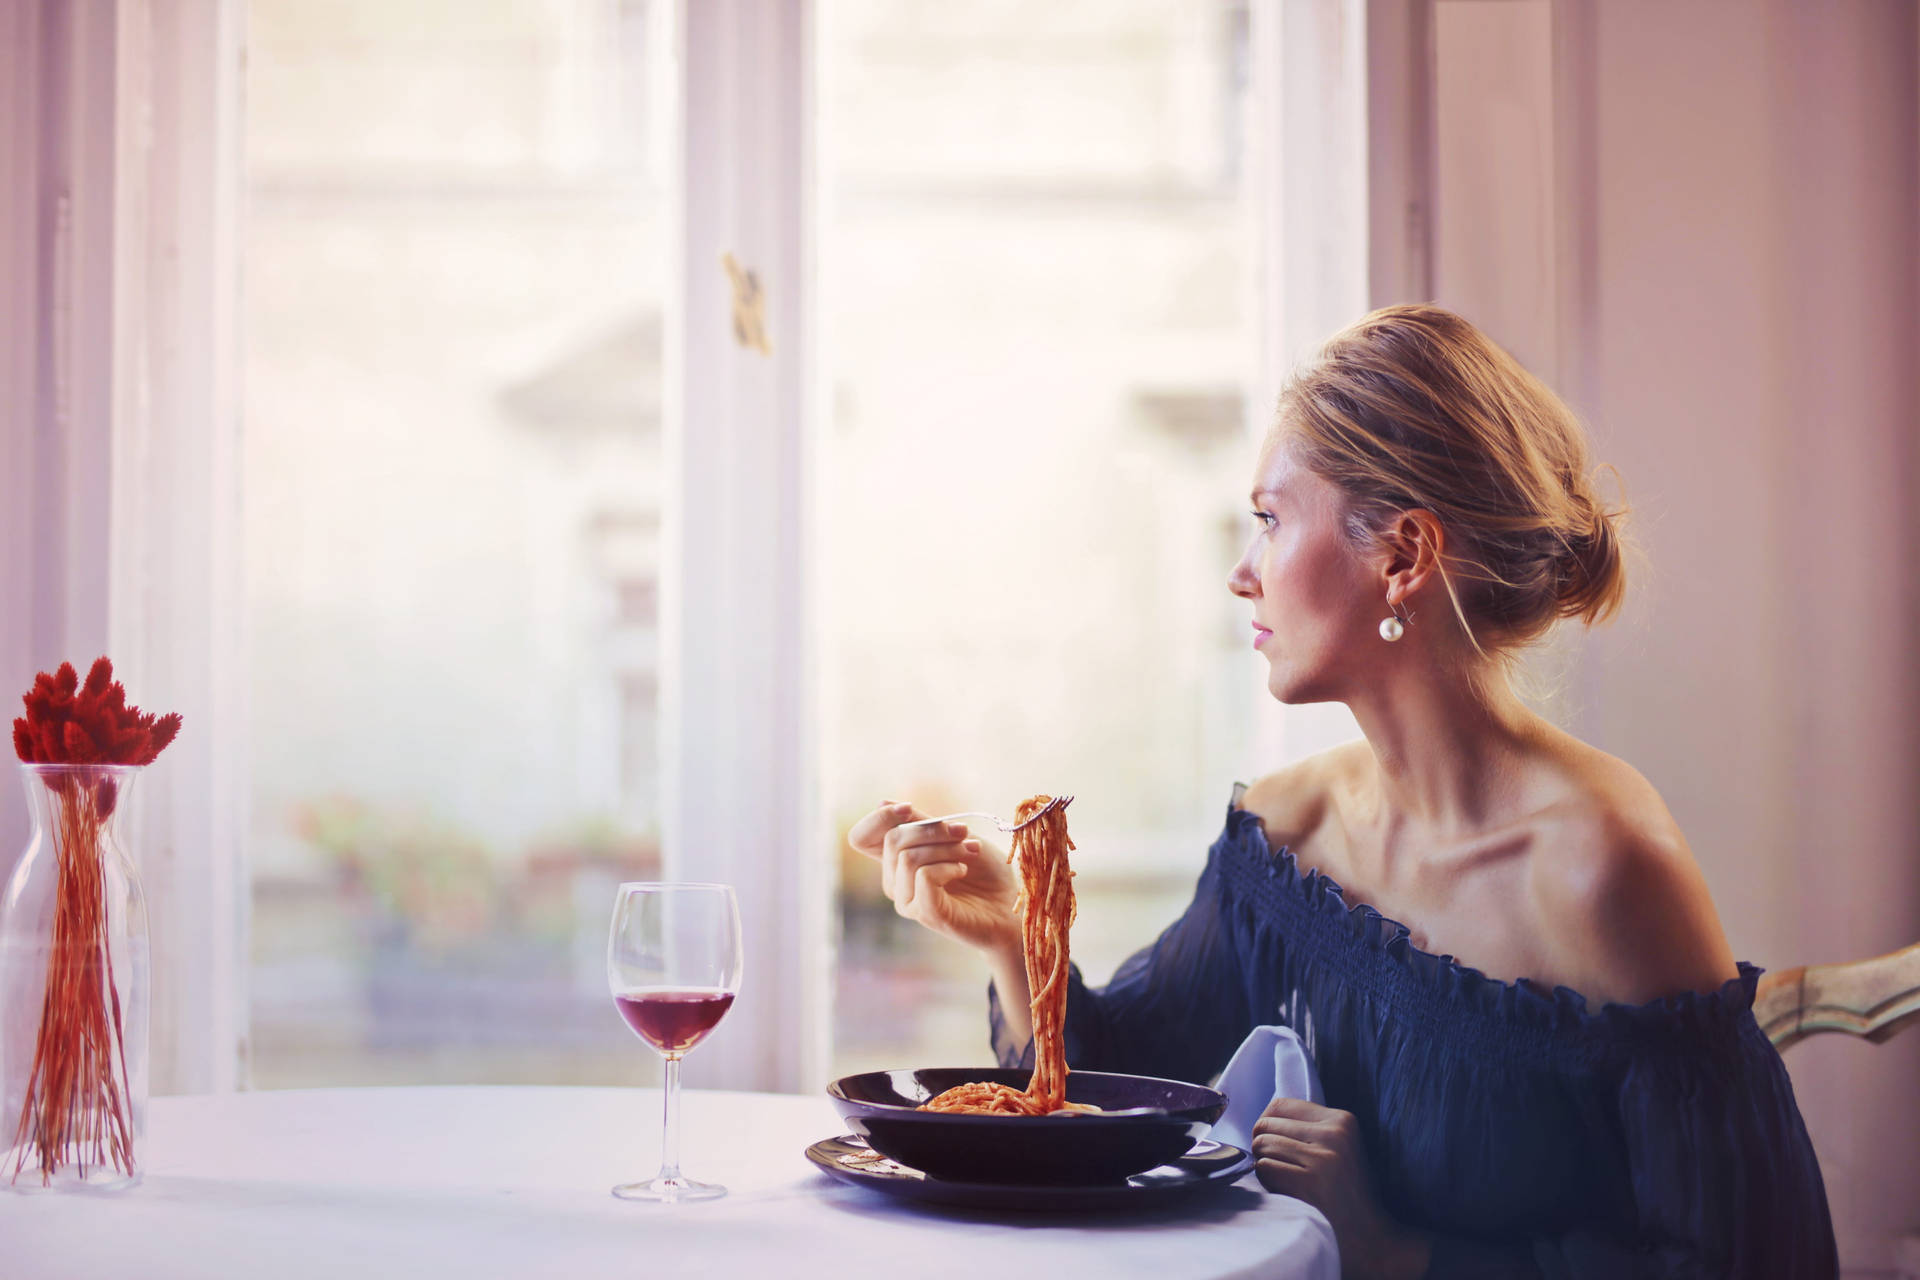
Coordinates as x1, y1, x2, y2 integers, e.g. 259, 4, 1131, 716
1754, 942, 1920, 1052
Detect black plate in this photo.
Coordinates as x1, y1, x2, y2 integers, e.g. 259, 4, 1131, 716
805, 1134, 1253, 1212
827, 1067, 1228, 1184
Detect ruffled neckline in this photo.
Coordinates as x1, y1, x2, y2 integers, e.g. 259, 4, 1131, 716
1221, 802, 1762, 1047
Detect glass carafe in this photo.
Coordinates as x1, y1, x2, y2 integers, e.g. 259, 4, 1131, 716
0, 764, 149, 1192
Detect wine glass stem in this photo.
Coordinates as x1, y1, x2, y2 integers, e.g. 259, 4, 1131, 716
657, 1054, 683, 1183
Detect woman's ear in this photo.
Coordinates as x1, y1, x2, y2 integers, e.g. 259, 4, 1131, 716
1380, 509, 1447, 602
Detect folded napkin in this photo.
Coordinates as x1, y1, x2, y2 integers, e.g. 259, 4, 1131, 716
1208, 1024, 1325, 1152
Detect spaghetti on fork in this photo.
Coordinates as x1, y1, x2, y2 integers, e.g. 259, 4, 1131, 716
919, 794, 1096, 1115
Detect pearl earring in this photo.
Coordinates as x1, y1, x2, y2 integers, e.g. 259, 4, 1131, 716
1379, 600, 1411, 642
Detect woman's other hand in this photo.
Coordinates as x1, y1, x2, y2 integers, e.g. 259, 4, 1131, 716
847, 802, 1021, 954
1253, 1097, 1434, 1280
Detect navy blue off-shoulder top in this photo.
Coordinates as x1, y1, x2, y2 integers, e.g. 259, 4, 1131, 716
987, 797, 1837, 1278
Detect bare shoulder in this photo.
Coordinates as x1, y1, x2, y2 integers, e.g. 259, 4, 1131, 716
1527, 740, 1739, 1007
1239, 740, 1369, 852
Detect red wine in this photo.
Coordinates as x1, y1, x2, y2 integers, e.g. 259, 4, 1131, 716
614, 987, 736, 1056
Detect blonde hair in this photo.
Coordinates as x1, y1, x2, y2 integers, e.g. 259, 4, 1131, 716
1277, 303, 1627, 656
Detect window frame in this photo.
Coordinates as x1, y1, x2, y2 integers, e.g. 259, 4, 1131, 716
0, 0, 1423, 1094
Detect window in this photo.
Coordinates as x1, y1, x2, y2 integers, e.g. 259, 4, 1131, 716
243, 0, 675, 1086
819, 1, 1261, 1077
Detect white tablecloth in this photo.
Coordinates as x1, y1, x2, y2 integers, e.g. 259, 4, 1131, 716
0, 1086, 1339, 1280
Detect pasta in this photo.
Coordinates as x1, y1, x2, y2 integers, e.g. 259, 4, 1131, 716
920, 795, 1094, 1116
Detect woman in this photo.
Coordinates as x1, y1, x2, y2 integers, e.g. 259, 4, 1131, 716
849, 304, 1835, 1278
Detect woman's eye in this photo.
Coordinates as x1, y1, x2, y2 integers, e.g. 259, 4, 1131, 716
1251, 510, 1275, 530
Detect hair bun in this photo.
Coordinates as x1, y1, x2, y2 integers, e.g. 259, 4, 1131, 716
1556, 498, 1626, 625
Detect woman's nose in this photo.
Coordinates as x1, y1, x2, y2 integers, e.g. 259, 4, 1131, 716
1227, 553, 1258, 599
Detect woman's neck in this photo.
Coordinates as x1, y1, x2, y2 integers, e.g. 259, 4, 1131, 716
1344, 657, 1544, 856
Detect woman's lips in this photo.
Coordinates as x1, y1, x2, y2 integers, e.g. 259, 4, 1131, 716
1252, 623, 1272, 648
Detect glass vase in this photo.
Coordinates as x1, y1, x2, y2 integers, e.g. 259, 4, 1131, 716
0, 764, 149, 1192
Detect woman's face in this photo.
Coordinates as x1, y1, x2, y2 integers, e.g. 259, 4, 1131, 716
1228, 439, 1388, 704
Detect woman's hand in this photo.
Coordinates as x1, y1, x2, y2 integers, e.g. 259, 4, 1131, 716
1252, 1097, 1434, 1280
847, 802, 1021, 954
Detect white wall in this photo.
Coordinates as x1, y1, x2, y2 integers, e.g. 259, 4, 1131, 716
1431, 0, 1919, 1268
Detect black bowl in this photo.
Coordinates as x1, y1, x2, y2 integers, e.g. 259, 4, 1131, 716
826, 1067, 1227, 1185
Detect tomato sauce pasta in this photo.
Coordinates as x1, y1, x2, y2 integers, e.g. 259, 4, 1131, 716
920, 795, 1093, 1116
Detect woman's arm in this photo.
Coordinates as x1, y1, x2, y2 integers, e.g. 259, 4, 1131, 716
983, 930, 1032, 1047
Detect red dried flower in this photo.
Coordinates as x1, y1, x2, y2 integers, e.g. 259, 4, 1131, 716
61, 722, 101, 765
11, 658, 182, 767
80, 658, 112, 700
140, 714, 183, 765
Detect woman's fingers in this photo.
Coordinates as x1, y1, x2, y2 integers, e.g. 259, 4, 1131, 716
848, 802, 921, 857
1256, 1096, 1340, 1126
1253, 1100, 1343, 1142
850, 801, 1007, 936
909, 862, 969, 913
1254, 1157, 1312, 1197
1251, 1132, 1324, 1165
1251, 1129, 1319, 1198
852, 801, 944, 901
890, 838, 970, 910
885, 818, 969, 856
884, 823, 966, 907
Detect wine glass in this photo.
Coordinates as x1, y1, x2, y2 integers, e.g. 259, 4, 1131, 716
607, 881, 743, 1202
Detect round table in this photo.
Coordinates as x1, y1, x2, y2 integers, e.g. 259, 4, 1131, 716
1, 1087, 1339, 1279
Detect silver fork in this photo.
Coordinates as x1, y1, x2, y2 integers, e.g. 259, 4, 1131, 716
902, 794, 1074, 835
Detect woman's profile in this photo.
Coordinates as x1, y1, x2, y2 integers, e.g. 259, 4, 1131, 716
850, 304, 1835, 1278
